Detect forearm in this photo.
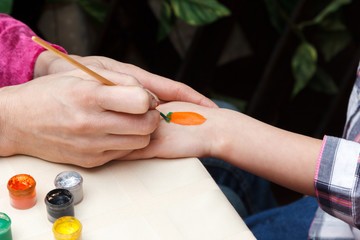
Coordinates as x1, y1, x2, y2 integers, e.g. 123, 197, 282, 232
213, 109, 322, 196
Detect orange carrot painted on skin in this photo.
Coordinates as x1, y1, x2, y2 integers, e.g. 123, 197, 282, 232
160, 112, 206, 125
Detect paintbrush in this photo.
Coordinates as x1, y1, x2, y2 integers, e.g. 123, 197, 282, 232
31, 36, 168, 120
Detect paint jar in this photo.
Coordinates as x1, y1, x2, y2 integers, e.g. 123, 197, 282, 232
54, 171, 83, 205
0, 213, 12, 240
53, 216, 82, 240
7, 174, 37, 209
45, 188, 74, 223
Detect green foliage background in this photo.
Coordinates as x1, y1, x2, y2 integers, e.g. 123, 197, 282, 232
265, 0, 352, 96
0, 0, 353, 99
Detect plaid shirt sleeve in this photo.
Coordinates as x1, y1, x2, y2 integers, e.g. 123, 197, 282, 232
314, 135, 360, 228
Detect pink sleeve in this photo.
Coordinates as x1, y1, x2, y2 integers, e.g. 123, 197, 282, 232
0, 14, 67, 87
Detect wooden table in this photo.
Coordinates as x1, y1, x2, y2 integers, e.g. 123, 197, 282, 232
0, 155, 255, 239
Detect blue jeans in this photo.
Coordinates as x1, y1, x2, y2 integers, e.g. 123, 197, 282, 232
200, 157, 318, 239
200, 157, 278, 218
245, 196, 318, 239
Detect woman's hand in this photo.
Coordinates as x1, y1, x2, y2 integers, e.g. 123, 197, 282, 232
0, 67, 159, 167
35, 51, 217, 108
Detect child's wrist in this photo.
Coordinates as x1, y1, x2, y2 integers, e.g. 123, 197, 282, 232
205, 109, 230, 158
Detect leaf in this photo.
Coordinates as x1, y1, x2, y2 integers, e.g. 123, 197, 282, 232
0, 0, 13, 14
317, 29, 351, 61
292, 42, 317, 96
312, 0, 351, 24
77, 0, 109, 23
157, 0, 175, 41
264, 0, 299, 33
318, 12, 347, 31
298, 0, 351, 29
309, 67, 338, 94
169, 0, 231, 26
264, 0, 283, 33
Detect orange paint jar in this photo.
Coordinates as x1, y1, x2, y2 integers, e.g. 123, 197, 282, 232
7, 174, 37, 210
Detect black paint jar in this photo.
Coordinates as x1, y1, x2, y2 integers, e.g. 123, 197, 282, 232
45, 188, 74, 223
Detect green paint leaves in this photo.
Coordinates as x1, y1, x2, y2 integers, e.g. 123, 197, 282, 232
158, 0, 231, 41
160, 112, 172, 122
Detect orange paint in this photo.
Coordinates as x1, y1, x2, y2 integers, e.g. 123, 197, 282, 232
7, 174, 37, 209
167, 112, 206, 125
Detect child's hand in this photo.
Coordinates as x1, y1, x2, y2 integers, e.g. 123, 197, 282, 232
122, 101, 227, 160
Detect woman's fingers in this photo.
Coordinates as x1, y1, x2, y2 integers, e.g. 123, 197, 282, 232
46, 55, 215, 108
90, 110, 160, 135
82, 58, 217, 108
95, 85, 153, 114
55, 67, 158, 112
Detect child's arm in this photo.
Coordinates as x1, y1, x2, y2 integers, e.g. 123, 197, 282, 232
214, 106, 322, 197
124, 101, 322, 196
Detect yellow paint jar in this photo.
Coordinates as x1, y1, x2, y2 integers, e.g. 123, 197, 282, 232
53, 216, 82, 240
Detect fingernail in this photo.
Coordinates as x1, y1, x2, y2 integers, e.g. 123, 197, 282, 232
144, 89, 160, 109
151, 98, 160, 109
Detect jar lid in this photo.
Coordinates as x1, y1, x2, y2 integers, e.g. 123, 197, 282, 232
45, 189, 74, 210
53, 216, 82, 240
7, 174, 36, 197
0, 212, 11, 234
54, 171, 83, 190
